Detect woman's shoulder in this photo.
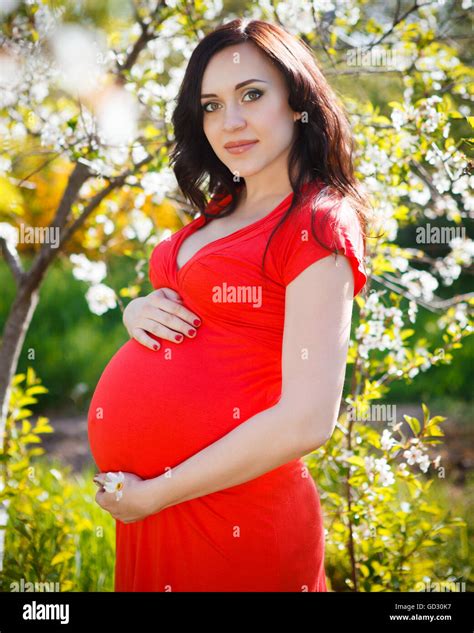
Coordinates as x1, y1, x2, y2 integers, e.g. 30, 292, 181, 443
266, 179, 367, 296
291, 179, 362, 235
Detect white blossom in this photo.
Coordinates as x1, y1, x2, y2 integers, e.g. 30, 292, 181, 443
70, 253, 106, 284
416, 96, 444, 134
140, 167, 177, 203
0, 156, 12, 175
356, 291, 408, 360
418, 453, 430, 473
50, 24, 107, 96
403, 442, 431, 473
0, 222, 19, 249
123, 209, 154, 242
381, 429, 396, 451
365, 455, 395, 486
86, 283, 117, 315
408, 300, 418, 323
0, 0, 20, 16
94, 214, 115, 236
403, 445, 423, 465
96, 85, 139, 147
98, 471, 125, 500
400, 270, 438, 301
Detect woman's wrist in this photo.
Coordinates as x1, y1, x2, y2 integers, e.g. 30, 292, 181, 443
147, 473, 171, 515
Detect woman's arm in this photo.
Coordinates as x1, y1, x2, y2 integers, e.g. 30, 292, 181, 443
148, 254, 355, 513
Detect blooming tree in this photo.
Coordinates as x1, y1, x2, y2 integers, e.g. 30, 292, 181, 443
0, 0, 473, 585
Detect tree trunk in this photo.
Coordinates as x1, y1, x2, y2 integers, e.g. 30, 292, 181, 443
0, 285, 40, 437
0, 160, 91, 573
0, 282, 40, 573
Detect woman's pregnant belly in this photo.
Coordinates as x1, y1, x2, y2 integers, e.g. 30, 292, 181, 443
87, 329, 280, 479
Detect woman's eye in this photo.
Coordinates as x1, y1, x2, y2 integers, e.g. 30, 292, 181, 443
243, 88, 263, 102
202, 102, 218, 113
201, 89, 263, 113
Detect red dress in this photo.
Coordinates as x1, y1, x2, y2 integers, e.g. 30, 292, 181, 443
87, 178, 367, 592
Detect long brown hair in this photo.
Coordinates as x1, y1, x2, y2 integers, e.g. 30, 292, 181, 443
169, 17, 373, 285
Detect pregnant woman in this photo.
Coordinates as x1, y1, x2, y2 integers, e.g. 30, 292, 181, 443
88, 18, 370, 592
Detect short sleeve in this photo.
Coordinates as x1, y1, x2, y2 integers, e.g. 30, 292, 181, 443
271, 196, 368, 298
148, 233, 175, 289
148, 257, 160, 288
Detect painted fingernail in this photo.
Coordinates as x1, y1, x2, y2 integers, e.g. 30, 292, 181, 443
175, 334, 183, 342
193, 319, 201, 326
188, 329, 196, 337
153, 344, 159, 350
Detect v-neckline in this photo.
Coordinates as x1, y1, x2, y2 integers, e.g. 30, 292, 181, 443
174, 189, 294, 279
172, 179, 321, 281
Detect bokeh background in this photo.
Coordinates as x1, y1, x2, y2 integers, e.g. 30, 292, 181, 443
0, 0, 472, 592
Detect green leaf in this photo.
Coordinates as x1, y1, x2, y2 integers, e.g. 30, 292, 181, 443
35, 424, 54, 434
426, 415, 447, 428
22, 433, 42, 444
51, 551, 74, 566
421, 403, 430, 425
422, 437, 444, 444
11, 374, 26, 386
27, 386, 48, 396
346, 455, 366, 468
14, 409, 33, 420
26, 367, 36, 386
15, 522, 33, 540
21, 419, 32, 434
29, 448, 45, 456
404, 414, 421, 436
9, 458, 29, 472
18, 396, 38, 407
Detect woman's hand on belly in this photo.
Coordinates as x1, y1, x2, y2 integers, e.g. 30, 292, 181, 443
93, 471, 159, 524
123, 287, 202, 350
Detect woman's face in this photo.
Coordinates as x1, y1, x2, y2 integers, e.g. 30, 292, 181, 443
200, 42, 300, 181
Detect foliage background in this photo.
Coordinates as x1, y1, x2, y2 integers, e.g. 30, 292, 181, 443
0, 0, 472, 593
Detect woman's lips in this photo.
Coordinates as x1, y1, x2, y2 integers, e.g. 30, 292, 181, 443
225, 141, 259, 154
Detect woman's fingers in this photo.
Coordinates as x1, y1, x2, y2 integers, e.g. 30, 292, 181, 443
126, 287, 201, 349
142, 308, 199, 341
134, 315, 194, 343
159, 287, 184, 303
150, 293, 201, 328
131, 327, 162, 351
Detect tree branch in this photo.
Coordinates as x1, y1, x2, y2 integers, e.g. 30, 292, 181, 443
367, 1, 433, 49
60, 151, 161, 245
372, 273, 474, 312
0, 236, 25, 286
116, 0, 165, 77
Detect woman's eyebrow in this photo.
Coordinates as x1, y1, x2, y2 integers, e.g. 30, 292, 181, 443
200, 78, 269, 99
